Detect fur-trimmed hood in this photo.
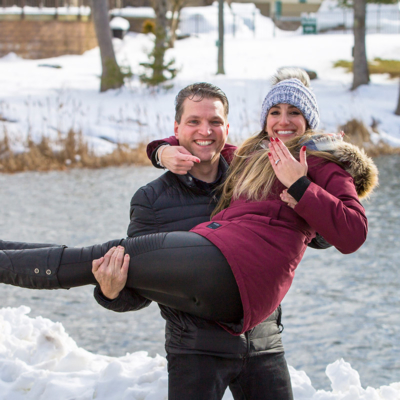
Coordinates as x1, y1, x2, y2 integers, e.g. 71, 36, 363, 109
302, 134, 379, 199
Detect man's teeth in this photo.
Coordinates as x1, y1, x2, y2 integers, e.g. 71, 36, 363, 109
276, 131, 295, 135
195, 141, 213, 146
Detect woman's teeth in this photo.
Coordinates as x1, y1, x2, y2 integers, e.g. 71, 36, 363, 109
276, 131, 295, 135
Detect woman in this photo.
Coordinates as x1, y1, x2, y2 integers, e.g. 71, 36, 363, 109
0, 70, 378, 335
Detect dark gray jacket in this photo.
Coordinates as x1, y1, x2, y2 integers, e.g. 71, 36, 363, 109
94, 156, 284, 357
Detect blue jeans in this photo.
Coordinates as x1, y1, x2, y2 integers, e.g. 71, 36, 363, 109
167, 352, 293, 400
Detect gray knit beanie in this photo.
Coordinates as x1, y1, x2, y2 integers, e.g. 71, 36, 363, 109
260, 78, 319, 130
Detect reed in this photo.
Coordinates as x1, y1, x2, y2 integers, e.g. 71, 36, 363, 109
339, 119, 400, 157
0, 129, 151, 173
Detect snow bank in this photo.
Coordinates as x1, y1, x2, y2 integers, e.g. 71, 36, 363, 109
0, 4, 399, 155
0, 307, 399, 400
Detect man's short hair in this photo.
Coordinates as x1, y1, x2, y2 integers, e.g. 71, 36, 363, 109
175, 82, 229, 123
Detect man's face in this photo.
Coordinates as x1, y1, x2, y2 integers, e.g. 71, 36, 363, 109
174, 97, 229, 163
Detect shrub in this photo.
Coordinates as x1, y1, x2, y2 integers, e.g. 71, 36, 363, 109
142, 19, 156, 34
334, 58, 400, 78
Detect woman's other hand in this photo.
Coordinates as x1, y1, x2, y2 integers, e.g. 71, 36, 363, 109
92, 246, 130, 300
159, 145, 200, 174
268, 137, 308, 188
280, 189, 298, 209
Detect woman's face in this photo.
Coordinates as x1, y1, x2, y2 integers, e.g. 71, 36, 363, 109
265, 103, 307, 143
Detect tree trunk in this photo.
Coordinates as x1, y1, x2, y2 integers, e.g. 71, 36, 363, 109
395, 78, 400, 115
169, 0, 186, 48
352, 0, 369, 90
151, 0, 169, 83
217, 0, 225, 75
90, 0, 123, 92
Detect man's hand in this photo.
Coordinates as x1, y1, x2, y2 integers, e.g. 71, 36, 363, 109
92, 246, 130, 300
159, 146, 200, 174
280, 189, 298, 209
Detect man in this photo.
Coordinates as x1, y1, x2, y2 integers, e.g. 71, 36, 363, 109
93, 83, 293, 400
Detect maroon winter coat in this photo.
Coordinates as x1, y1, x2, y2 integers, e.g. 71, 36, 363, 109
147, 137, 369, 335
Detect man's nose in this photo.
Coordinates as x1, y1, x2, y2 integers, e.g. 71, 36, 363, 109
198, 123, 212, 135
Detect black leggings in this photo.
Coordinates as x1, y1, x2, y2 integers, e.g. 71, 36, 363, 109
1, 234, 243, 322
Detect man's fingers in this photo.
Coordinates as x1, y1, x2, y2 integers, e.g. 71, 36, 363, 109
92, 257, 104, 273
115, 246, 125, 268
121, 254, 130, 276
101, 247, 116, 268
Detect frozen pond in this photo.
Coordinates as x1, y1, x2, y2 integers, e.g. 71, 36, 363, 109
0, 156, 399, 390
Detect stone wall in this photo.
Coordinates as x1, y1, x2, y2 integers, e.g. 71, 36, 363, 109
0, 19, 98, 59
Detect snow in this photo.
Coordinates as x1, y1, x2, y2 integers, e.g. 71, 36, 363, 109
110, 17, 130, 32
0, 6, 91, 15
1, 5, 399, 155
316, 0, 400, 32
0, 307, 399, 400
110, 6, 156, 19
1, 2, 399, 156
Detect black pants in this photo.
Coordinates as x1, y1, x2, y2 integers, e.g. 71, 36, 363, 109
167, 352, 293, 400
0, 233, 243, 322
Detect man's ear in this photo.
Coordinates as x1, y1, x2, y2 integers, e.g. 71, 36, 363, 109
226, 123, 229, 138
174, 121, 179, 139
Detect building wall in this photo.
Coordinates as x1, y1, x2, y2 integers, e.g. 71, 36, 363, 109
233, 0, 322, 17
0, 18, 97, 59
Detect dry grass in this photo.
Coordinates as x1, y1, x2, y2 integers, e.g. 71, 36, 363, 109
0, 130, 151, 173
339, 119, 400, 157
333, 58, 400, 78
1, 120, 398, 173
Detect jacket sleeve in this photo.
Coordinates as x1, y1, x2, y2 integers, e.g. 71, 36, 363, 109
127, 187, 160, 237
94, 285, 151, 312
146, 136, 237, 167
94, 187, 159, 313
146, 136, 178, 168
293, 160, 368, 254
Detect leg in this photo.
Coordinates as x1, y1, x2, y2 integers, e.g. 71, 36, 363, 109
0, 233, 242, 322
229, 353, 293, 400
167, 354, 237, 400
0, 240, 62, 250
58, 232, 242, 321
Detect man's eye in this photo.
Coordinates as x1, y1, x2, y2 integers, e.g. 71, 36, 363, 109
270, 111, 279, 115
212, 121, 222, 125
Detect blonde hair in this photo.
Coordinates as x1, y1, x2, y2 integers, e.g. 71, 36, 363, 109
212, 132, 344, 217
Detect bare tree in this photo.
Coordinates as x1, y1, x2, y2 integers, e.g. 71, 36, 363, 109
169, 0, 188, 48
217, 0, 225, 75
90, 0, 123, 92
395, 79, 400, 115
352, 0, 369, 90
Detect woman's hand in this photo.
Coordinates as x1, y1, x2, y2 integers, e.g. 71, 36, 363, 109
268, 137, 308, 188
159, 146, 200, 174
280, 189, 298, 209
92, 246, 130, 300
